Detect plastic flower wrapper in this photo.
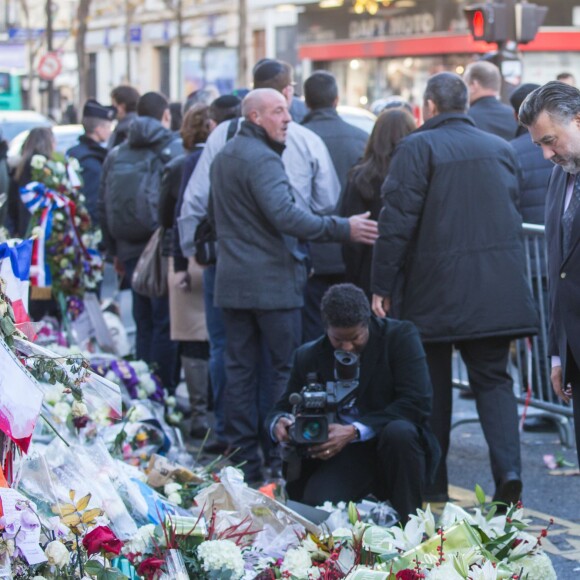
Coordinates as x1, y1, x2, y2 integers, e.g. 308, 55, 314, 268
195, 467, 309, 548
317, 500, 349, 531
15, 438, 138, 541
0, 489, 47, 569
13, 336, 122, 430
103, 419, 165, 469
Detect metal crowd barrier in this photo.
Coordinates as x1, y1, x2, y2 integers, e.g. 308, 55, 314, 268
452, 223, 574, 447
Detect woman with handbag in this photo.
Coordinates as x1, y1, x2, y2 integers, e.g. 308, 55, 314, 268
158, 103, 212, 438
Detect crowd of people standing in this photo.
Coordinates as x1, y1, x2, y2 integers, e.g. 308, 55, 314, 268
2, 57, 579, 522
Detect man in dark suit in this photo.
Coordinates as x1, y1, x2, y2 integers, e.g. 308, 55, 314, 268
268, 283, 439, 519
519, 81, 580, 465
464, 61, 518, 141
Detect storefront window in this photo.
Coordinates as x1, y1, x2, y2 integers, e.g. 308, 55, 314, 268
317, 54, 470, 109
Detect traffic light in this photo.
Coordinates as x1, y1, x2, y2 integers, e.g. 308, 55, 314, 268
465, 5, 493, 41
465, 2, 548, 45
464, 3, 510, 43
515, 2, 548, 44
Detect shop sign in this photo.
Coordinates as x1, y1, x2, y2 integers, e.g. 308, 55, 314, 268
298, 0, 457, 44
349, 13, 436, 40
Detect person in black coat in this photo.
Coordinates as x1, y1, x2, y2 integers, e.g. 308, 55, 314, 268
371, 72, 538, 505
519, 81, 580, 467
67, 99, 115, 227
464, 61, 518, 141
267, 284, 439, 519
509, 84, 553, 225
339, 108, 416, 297
300, 70, 369, 342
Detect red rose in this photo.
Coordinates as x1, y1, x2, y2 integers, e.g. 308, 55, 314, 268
137, 557, 165, 579
396, 570, 425, 580
73, 415, 90, 429
82, 525, 123, 556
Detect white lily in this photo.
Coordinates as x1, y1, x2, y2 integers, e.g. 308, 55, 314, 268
467, 560, 499, 580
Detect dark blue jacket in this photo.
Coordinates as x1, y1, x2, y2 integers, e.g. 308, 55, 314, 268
468, 96, 518, 141
510, 129, 552, 225
67, 135, 107, 227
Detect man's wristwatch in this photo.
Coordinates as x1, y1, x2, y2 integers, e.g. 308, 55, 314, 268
352, 425, 361, 441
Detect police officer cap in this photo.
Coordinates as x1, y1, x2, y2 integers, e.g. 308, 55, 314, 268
83, 99, 116, 121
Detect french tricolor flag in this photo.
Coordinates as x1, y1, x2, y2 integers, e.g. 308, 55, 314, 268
0, 239, 33, 327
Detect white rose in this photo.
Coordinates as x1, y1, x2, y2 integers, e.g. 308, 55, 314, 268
140, 375, 157, 396
71, 400, 88, 418
281, 547, 313, 578
131, 361, 149, 374
45, 540, 70, 568
167, 492, 182, 505
53, 402, 71, 422
164, 482, 182, 495
165, 396, 176, 407
30, 155, 47, 169
55, 162, 66, 174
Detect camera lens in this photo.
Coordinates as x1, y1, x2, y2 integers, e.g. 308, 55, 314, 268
334, 350, 359, 381
301, 419, 323, 441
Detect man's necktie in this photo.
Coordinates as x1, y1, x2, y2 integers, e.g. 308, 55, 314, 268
562, 174, 580, 256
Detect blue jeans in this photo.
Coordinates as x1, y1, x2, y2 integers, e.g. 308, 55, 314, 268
203, 265, 226, 440
124, 257, 177, 392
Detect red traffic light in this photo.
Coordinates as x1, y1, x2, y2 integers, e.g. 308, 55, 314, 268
473, 10, 485, 38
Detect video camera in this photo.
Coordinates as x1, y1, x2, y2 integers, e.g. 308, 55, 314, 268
288, 350, 360, 446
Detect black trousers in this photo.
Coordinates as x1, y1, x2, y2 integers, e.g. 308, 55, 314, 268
222, 307, 301, 482
564, 347, 580, 467
285, 420, 426, 521
424, 337, 521, 497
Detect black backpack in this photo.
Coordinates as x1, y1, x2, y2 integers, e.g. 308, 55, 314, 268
107, 138, 178, 243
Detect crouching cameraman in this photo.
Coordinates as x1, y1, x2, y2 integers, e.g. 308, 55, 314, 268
267, 284, 440, 520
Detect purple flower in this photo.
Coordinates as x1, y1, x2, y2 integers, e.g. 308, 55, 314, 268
19, 508, 39, 532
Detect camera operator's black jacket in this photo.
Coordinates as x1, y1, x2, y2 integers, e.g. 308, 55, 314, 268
268, 316, 440, 473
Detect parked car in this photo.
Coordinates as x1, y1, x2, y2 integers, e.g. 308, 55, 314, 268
0, 110, 52, 142
337, 106, 376, 134
7, 124, 84, 168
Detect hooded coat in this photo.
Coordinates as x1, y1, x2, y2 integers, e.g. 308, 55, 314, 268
99, 116, 183, 262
